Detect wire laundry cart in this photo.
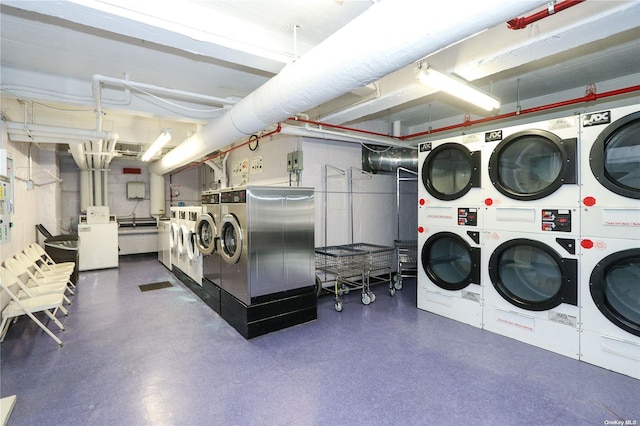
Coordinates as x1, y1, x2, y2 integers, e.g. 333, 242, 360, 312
315, 245, 369, 312
341, 243, 396, 297
394, 240, 417, 293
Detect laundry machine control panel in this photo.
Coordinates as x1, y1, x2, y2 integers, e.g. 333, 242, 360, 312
458, 208, 478, 226
221, 189, 246, 203
541, 209, 571, 232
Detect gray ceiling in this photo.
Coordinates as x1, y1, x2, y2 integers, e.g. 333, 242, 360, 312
1, 1, 640, 149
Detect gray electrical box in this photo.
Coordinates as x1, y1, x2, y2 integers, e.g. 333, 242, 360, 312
287, 151, 303, 172
127, 181, 146, 200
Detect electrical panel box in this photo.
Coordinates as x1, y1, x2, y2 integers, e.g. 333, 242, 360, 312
127, 181, 146, 200
287, 151, 303, 172
0, 174, 12, 244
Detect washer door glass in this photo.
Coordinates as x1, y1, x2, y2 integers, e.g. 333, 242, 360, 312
489, 130, 574, 200
422, 144, 478, 201
220, 215, 242, 264
590, 249, 640, 337
422, 232, 478, 291
599, 114, 640, 198
489, 239, 576, 311
195, 213, 217, 255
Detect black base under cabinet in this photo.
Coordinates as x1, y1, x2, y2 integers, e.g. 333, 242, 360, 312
220, 286, 317, 339
173, 267, 316, 338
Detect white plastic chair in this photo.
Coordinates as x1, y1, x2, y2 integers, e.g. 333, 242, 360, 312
0, 272, 65, 347
0, 267, 69, 316
30, 243, 75, 271
17, 251, 74, 295
4, 257, 72, 305
24, 245, 74, 276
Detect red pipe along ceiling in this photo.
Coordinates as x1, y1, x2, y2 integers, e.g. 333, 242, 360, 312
507, 0, 585, 30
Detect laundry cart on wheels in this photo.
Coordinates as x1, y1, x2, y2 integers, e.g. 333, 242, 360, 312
342, 243, 396, 296
315, 245, 369, 312
393, 240, 417, 293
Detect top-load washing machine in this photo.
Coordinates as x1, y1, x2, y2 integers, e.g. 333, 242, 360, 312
580, 104, 640, 238
195, 190, 222, 313
482, 115, 580, 234
580, 236, 639, 379
186, 206, 203, 285
218, 186, 317, 338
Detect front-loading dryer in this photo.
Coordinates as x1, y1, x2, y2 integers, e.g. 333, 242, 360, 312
417, 220, 482, 328
580, 236, 640, 379
482, 230, 580, 359
580, 104, 640, 239
482, 116, 580, 232
418, 133, 483, 228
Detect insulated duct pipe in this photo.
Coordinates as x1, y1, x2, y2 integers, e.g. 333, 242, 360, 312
149, 173, 165, 217
149, 0, 546, 176
363, 147, 418, 173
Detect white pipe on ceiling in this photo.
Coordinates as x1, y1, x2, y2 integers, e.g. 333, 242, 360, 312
149, 0, 545, 176
92, 74, 240, 107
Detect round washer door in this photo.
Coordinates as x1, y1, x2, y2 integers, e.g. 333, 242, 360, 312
178, 224, 189, 254
422, 143, 480, 201
589, 248, 640, 337
489, 238, 578, 311
421, 232, 480, 291
489, 129, 576, 200
187, 229, 200, 261
194, 213, 218, 256
169, 222, 179, 249
219, 214, 242, 265
589, 111, 640, 200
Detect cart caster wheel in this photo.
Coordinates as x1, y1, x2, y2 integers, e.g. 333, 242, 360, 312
390, 287, 396, 296
314, 276, 323, 297
361, 293, 371, 305
394, 280, 403, 290
335, 301, 343, 312
368, 291, 376, 303
340, 283, 350, 295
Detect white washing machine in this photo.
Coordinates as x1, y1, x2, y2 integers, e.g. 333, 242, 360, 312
176, 207, 189, 275
417, 222, 482, 328
580, 104, 640, 239
418, 133, 483, 228
186, 206, 203, 285
579, 236, 640, 379
482, 116, 581, 232
482, 230, 580, 359
169, 207, 180, 269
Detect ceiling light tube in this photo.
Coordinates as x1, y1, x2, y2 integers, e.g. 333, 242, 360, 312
141, 130, 172, 162
417, 67, 500, 111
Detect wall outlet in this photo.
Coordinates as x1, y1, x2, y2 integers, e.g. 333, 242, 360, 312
250, 156, 263, 173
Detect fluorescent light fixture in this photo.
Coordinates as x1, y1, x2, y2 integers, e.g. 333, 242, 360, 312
417, 67, 500, 111
141, 130, 172, 162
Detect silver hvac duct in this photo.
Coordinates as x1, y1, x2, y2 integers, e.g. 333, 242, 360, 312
363, 147, 417, 173
149, 0, 545, 176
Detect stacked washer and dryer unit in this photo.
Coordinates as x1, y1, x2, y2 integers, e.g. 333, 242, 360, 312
579, 105, 640, 379
417, 104, 640, 379
417, 133, 484, 328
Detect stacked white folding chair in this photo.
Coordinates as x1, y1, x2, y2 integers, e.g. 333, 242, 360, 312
4, 257, 72, 306
19, 250, 75, 295
29, 243, 75, 286
0, 267, 69, 316
0, 267, 66, 347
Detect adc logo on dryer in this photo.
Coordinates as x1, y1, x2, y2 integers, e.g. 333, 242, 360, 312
484, 130, 502, 142
583, 111, 611, 127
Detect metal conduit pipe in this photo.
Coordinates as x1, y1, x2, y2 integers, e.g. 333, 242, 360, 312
149, 0, 546, 176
